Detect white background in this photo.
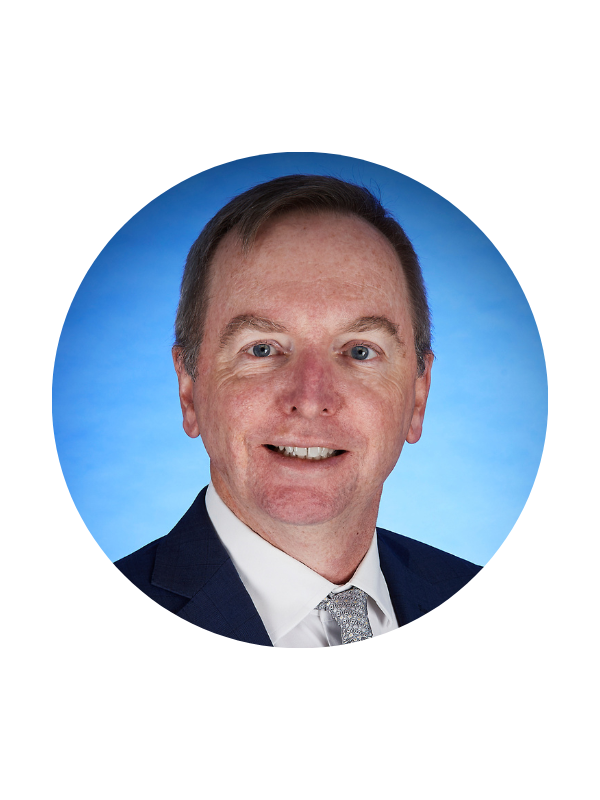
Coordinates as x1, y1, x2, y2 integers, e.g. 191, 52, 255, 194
3, 2, 598, 798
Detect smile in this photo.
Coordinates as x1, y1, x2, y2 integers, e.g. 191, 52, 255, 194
265, 445, 344, 460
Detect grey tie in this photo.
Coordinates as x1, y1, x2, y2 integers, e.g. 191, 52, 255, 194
317, 586, 373, 644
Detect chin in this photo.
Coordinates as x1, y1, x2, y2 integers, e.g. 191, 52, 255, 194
253, 485, 354, 527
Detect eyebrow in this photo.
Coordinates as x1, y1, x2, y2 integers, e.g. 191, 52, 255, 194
219, 314, 289, 347
218, 313, 404, 349
341, 315, 403, 345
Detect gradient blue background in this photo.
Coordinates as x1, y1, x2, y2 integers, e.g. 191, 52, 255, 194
53, 152, 547, 566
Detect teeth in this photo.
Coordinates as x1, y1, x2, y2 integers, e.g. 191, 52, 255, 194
275, 445, 337, 460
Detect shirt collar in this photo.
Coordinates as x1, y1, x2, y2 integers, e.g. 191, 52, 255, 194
205, 483, 396, 644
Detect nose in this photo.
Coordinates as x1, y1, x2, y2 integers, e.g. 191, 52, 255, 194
280, 350, 342, 418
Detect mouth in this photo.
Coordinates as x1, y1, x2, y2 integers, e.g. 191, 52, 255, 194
264, 444, 346, 461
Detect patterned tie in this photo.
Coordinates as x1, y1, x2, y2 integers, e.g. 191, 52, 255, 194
317, 586, 373, 644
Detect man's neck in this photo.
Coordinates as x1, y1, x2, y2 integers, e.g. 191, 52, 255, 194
211, 476, 380, 584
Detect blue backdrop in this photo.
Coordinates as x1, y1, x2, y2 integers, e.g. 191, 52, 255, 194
53, 152, 547, 565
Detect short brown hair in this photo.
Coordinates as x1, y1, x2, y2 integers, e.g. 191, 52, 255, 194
174, 174, 432, 377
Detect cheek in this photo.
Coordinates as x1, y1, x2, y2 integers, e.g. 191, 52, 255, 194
359, 380, 414, 459
364, 374, 412, 425
196, 375, 273, 452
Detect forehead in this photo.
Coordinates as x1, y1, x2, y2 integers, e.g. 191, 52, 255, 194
207, 210, 410, 323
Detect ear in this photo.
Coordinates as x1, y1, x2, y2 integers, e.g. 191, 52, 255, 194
406, 352, 433, 445
172, 347, 200, 438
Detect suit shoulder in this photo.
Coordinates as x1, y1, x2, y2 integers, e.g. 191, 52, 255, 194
377, 526, 482, 592
113, 536, 187, 613
114, 536, 163, 580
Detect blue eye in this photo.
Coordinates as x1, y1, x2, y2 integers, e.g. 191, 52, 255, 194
350, 345, 372, 360
252, 343, 272, 357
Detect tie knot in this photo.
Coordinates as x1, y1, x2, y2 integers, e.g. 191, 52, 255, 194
317, 586, 373, 644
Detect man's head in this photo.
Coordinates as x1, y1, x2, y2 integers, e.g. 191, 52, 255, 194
172, 176, 433, 537
175, 175, 432, 379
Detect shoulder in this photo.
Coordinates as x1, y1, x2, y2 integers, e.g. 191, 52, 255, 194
113, 488, 214, 613
377, 526, 482, 600
114, 536, 189, 613
114, 536, 162, 585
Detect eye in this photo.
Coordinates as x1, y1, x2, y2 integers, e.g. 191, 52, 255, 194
349, 344, 377, 360
241, 340, 286, 359
252, 343, 272, 357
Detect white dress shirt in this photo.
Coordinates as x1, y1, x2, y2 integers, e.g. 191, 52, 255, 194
205, 483, 398, 647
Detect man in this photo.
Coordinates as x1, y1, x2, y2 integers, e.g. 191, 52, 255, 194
116, 174, 481, 647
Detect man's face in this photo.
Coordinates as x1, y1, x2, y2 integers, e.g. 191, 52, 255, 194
175, 211, 432, 532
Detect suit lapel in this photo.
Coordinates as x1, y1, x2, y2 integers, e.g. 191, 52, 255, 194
151, 488, 272, 646
377, 528, 448, 627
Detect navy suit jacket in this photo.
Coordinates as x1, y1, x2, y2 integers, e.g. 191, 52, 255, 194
115, 487, 481, 646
